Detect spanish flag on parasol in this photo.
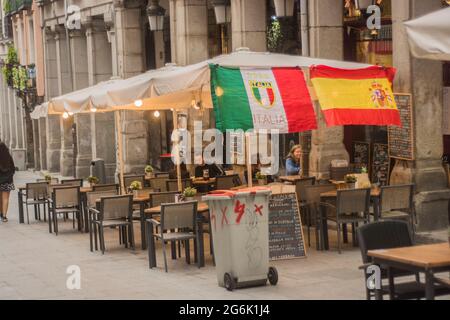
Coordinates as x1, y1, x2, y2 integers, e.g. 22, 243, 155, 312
309, 65, 401, 127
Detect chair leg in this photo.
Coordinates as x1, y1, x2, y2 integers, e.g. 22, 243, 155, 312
54, 212, 58, 235
119, 226, 123, 245
147, 223, 157, 269
99, 227, 105, 254
162, 239, 168, 273
337, 223, 341, 254
185, 239, 191, 264
342, 223, 348, 243
94, 222, 99, 251
37, 205, 41, 221
129, 223, 136, 250
34, 204, 38, 220
43, 203, 47, 222
26, 205, 30, 224
89, 220, 94, 252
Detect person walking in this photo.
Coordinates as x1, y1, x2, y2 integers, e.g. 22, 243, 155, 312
0, 142, 16, 222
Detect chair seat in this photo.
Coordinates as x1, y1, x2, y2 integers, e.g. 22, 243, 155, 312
26, 199, 48, 205
154, 232, 196, 241
95, 219, 130, 227
327, 213, 367, 222
380, 211, 410, 219
54, 208, 79, 214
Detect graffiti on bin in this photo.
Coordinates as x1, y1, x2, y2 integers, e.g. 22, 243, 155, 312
245, 202, 263, 269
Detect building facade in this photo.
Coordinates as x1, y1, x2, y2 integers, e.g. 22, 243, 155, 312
0, 0, 449, 231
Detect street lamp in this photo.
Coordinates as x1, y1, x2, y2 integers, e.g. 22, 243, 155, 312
210, 0, 231, 24
273, 0, 295, 18
147, 0, 166, 31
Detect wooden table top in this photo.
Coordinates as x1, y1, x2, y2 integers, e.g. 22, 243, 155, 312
146, 201, 209, 214
320, 188, 380, 198
368, 243, 450, 270
191, 178, 216, 185
279, 175, 302, 183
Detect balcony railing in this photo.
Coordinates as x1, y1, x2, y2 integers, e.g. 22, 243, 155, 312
3, 0, 33, 16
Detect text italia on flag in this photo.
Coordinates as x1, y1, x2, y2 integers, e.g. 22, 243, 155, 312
209, 65, 317, 133
309, 65, 401, 127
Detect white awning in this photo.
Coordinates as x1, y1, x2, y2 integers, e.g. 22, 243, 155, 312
404, 7, 450, 61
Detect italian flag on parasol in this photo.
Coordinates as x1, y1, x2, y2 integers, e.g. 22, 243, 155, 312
209, 64, 317, 133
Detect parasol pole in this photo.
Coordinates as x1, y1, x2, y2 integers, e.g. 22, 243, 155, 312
246, 132, 253, 188
115, 110, 126, 194
172, 109, 182, 192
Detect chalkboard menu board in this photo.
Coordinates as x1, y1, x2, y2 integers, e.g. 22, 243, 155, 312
268, 193, 306, 260
352, 141, 370, 170
372, 143, 390, 186
388, 94, 414, 160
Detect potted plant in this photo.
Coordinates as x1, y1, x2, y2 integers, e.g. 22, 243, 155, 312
87, 176, 99, 187
182, 187, 197, 201
129, 181, 142, 197
44, 174, 52, 183
255, 171, 267, 186
145, 165, 154, 178
345, 174, 357, 189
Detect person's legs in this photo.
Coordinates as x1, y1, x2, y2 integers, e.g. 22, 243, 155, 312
2, 191, 10, 219
0, 192, 3, 218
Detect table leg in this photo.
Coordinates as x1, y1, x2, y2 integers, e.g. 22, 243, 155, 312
320, 205, 329, 250
387, 267, 395, 300
425, 270, 435, 300
140, 202, 146, 250
342, 223, 348, 243
18, 190, 24, 224
197, 216, 205, 268
147, 222, 157, 268
82, 194, 89, 233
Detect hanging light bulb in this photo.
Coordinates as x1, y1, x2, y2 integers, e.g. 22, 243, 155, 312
134, 99, 143, 107
215, 86, 224, 97
154, 110, 160, 118
63, 112, 69, 119
91, 107, 97, 113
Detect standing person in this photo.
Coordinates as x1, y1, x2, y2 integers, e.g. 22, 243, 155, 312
285, 144, 302, 176
0, 142, 16, 222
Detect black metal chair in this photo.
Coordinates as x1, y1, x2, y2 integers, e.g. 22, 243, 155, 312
90, 195, 135, 254
146, 201, 201, 272
24, 182, 50, 224
357, 220, 450, 300
325, 188, 371, 253
61, 179, 83, 187
379, 184, 416, 237
49, 186, 82, 235
166, 179, 192, 192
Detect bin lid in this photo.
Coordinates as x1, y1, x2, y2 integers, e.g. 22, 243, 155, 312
202, 187, 271, 200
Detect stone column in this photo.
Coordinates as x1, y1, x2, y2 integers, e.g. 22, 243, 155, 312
39, 118, 47, 170
170, 0, 208, 65
231, 0, 267, 51
54, 26, 75, 176
32, 119, 41, 171
44, 27, 61, 172
390, 0, 449, 231
308, 0, 349, 179
114, 2, 147, 175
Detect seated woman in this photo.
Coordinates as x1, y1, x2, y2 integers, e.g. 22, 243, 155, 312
285, 144, 302, 176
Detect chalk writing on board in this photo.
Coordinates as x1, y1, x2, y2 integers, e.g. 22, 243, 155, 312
269, 193, 306, 260
352, 141, 370, 170
388, 94, 414, 160
372, 143, 390, 186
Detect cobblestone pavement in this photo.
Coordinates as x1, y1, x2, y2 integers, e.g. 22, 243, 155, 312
0, 171, 448, 300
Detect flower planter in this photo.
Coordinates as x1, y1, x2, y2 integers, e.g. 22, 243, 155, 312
133, 190, 139, 198
346, 182, 356, 189
258, 179, 266, 186
145, 172, 154, 179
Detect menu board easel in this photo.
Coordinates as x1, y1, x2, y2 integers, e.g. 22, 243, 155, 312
268, 193, 306, 261
388, 94, 414, 160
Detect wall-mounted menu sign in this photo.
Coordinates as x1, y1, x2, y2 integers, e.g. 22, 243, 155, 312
372, 143, 390, 186
269, 193, 306, 261
352, 141, 370, 171
388, 94, 414, 160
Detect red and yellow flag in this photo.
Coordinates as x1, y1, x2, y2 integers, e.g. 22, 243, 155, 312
309, 65, 401, 127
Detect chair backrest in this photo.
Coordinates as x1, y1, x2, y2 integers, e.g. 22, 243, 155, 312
330, 166, 350, 181
134, 187, 154, 198
357, 221, 413, 264
123, 175, 145, 189
37, 178, 59, 184
166, 179, 192, 192
93, 184, 119, 192
53, 186, 80, 208
26, 182, 49, 200
61, 179, 83, 187
148, 191, 179, 208
154, 172, 170, 178
336, 188, 371, 215
380, 184, 414, 213
215, 174, 239, 190
86, 190, 118, 208
100, 195, 133, 220
294, 177, 316, 202
149, 177, 168, 192
303, 184, 337, 206
161, 201, 197, 231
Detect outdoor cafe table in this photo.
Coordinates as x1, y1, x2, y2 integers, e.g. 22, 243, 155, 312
319, 188, 381, 250
145, 200, 210, 268
368, 243, 450, 300
279, 175, 302, 184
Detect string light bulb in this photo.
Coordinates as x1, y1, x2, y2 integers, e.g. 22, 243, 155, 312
154, 110, 160, 118
62, 112, 69, 119
134, 99, 143, 107
91, 107, 97, 113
